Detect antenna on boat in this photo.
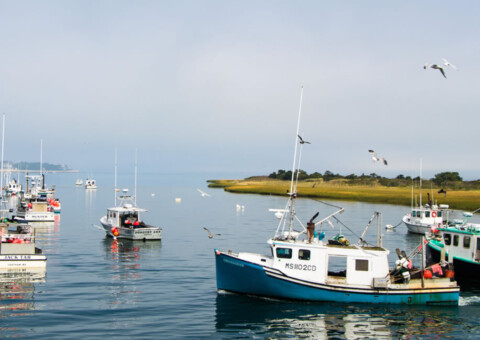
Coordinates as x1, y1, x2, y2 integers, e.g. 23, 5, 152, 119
114, 148, 118, 206
134, 148, 138, 206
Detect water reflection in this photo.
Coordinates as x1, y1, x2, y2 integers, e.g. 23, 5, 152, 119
0, 267, 46, 315
103, 238, 162, 308
215, 293, 462, 339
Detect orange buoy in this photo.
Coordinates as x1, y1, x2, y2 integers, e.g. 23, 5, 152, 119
423, 269, 433, 279
445, 270, 455, 278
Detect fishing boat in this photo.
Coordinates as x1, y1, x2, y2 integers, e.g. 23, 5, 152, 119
0, 222, 47, 270
426, 210, 480, 282
99, 189, 162, 241
75, 179, 83, 186
215, 89, 459, 305
99, 150, 161, 241
13, 198, 55, 222
403, 203, 451, 235
85, 179, 97, 189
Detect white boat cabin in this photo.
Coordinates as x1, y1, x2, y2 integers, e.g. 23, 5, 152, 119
405, 204, 450, 226
253, 238, 391, 287
105, 204, 146, 229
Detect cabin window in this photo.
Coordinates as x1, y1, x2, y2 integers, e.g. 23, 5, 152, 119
464, 236, 471, 249
328, 256, 347, 277
444, 233, 451, 245
438, 211, 442, 217
453, 235, 459, 247
276, 248, 292, 259
298, 249, 311, 260
425, 211, 430, 218
355, 259, 369, 271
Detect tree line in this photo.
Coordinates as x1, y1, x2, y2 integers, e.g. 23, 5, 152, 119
266, 170, 473, 189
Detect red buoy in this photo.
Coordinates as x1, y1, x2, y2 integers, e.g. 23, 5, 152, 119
423, 270, 433, 279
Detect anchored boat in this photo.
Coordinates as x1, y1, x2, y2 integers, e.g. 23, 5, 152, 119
426, 210, 480, 282
403, 203, 451, 235
85, 179, 97, 189
0, 222, 47, 270
215, 89, 459, 305
99, 189, 162, 241
99, 150, 161, 241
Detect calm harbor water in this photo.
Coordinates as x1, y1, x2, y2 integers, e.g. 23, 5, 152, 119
2, 172, 480, 339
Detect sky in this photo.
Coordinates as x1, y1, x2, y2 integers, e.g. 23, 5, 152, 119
1, 1, 480, 179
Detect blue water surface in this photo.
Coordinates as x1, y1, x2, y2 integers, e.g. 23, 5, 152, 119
0, 172, 479, 339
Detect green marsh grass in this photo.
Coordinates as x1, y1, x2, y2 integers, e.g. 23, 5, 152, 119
208, 179, 480, 211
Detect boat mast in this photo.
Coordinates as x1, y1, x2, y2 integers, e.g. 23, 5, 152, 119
290, 86, 303, 195
40, 139, 43, 188
114, 148, 117, 206
419, 158, 422, 207
134, 148, 138, 206
287, 86, 304, 233
0, 114, 5, 219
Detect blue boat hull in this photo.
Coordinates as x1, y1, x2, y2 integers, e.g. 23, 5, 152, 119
215, 251, 459, 305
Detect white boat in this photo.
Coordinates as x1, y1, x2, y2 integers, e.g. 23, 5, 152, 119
215, 89, 459, 305
14, 199, 55, 222
100, 189, 162, 241
75, 179, 83, 186
5, 178, 22, 196
0, 222, 47, 270
85, 179, 97, 189
403, 204, 451, 234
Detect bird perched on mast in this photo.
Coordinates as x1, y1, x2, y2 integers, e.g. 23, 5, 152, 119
368, 150, 388, 165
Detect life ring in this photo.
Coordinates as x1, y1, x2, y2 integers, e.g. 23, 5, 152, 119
432, 211, 437, 218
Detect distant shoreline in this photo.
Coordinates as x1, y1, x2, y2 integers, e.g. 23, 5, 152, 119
207, 178, 480, 212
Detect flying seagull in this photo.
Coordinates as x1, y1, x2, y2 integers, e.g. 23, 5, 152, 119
442, 58, 457, 70
424, 63, 447, 79
438, 188, 447, 197
203, 227, 220, 239
297, 135, 311, 145
197, 188, 211, 197
368, 150, 388, 165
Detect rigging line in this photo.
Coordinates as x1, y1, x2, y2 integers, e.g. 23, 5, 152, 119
331, 215, 371, 245
310, 198, 344, 211
393, 220, 403, 228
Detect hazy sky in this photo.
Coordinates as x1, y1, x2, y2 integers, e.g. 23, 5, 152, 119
1, 1, 479, 179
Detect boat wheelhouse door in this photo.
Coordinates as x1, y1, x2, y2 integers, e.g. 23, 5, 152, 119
476, 238, 480, 262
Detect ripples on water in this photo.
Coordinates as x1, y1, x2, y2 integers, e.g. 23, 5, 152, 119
1, 172, 480, 339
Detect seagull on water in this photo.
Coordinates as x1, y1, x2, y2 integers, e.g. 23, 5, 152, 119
442, 58, 457, 70
368, 150, 387, 165
424, 63, 447, 79
297, 135, 311, 145
203, 227, 220, 239
197, 188, 211, 197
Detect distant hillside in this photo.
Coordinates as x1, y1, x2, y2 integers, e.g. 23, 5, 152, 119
4, 161, 70, 171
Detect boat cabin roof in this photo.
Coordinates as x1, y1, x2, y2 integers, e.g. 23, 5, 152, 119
107, 204, 147, 214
